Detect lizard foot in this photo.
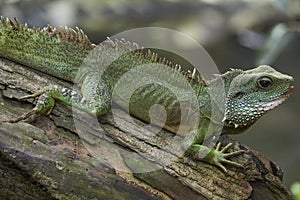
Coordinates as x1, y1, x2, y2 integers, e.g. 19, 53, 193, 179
3, 89, 55, 123
191, 142, 245, 173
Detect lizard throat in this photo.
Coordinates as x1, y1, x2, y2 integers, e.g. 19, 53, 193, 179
224, 85, 293, 129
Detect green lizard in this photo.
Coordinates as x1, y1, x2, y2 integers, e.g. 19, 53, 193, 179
0, 17, 294, 172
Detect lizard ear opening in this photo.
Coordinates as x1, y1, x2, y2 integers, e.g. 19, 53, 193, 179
232, 91, 245, 99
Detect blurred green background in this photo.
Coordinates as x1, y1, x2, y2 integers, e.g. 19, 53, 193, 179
0, 0, 299, 188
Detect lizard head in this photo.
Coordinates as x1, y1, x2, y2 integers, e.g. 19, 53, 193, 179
222, 65, 294, 132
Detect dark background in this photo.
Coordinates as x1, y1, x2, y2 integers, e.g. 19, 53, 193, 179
0, 0, 299, 187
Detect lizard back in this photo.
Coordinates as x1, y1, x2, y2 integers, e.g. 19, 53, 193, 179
0, 17, 95, 82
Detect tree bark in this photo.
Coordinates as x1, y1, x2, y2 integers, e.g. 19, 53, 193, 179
0, 58, 294, 200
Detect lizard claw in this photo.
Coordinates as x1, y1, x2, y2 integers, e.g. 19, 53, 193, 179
192, 142, 245, 173
211, 142, 245, 172
3, 108, 39, 123
18, 90, 44, 100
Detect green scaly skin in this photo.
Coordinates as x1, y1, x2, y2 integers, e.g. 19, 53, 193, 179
0, 17, 294, 172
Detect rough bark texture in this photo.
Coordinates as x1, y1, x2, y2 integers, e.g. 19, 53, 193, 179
0, 58, 295, 200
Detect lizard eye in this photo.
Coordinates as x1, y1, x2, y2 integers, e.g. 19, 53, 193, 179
257, 76, 272, 89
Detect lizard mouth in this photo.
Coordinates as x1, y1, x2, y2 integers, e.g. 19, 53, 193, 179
263, 85, 294, 111
286, 85, 294, 95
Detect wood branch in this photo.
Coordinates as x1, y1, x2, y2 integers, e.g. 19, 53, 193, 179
0, 58, 295, 200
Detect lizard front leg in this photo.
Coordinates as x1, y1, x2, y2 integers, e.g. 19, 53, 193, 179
5, 77, 111, 122
183, 128, 244, 172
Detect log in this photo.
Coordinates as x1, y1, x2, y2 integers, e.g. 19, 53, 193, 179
0, 58, 294, 200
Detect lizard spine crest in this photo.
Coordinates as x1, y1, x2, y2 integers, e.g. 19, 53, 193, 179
0, 16, 94, 48
1, 16, 206, 86
101, 37, 207, 86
